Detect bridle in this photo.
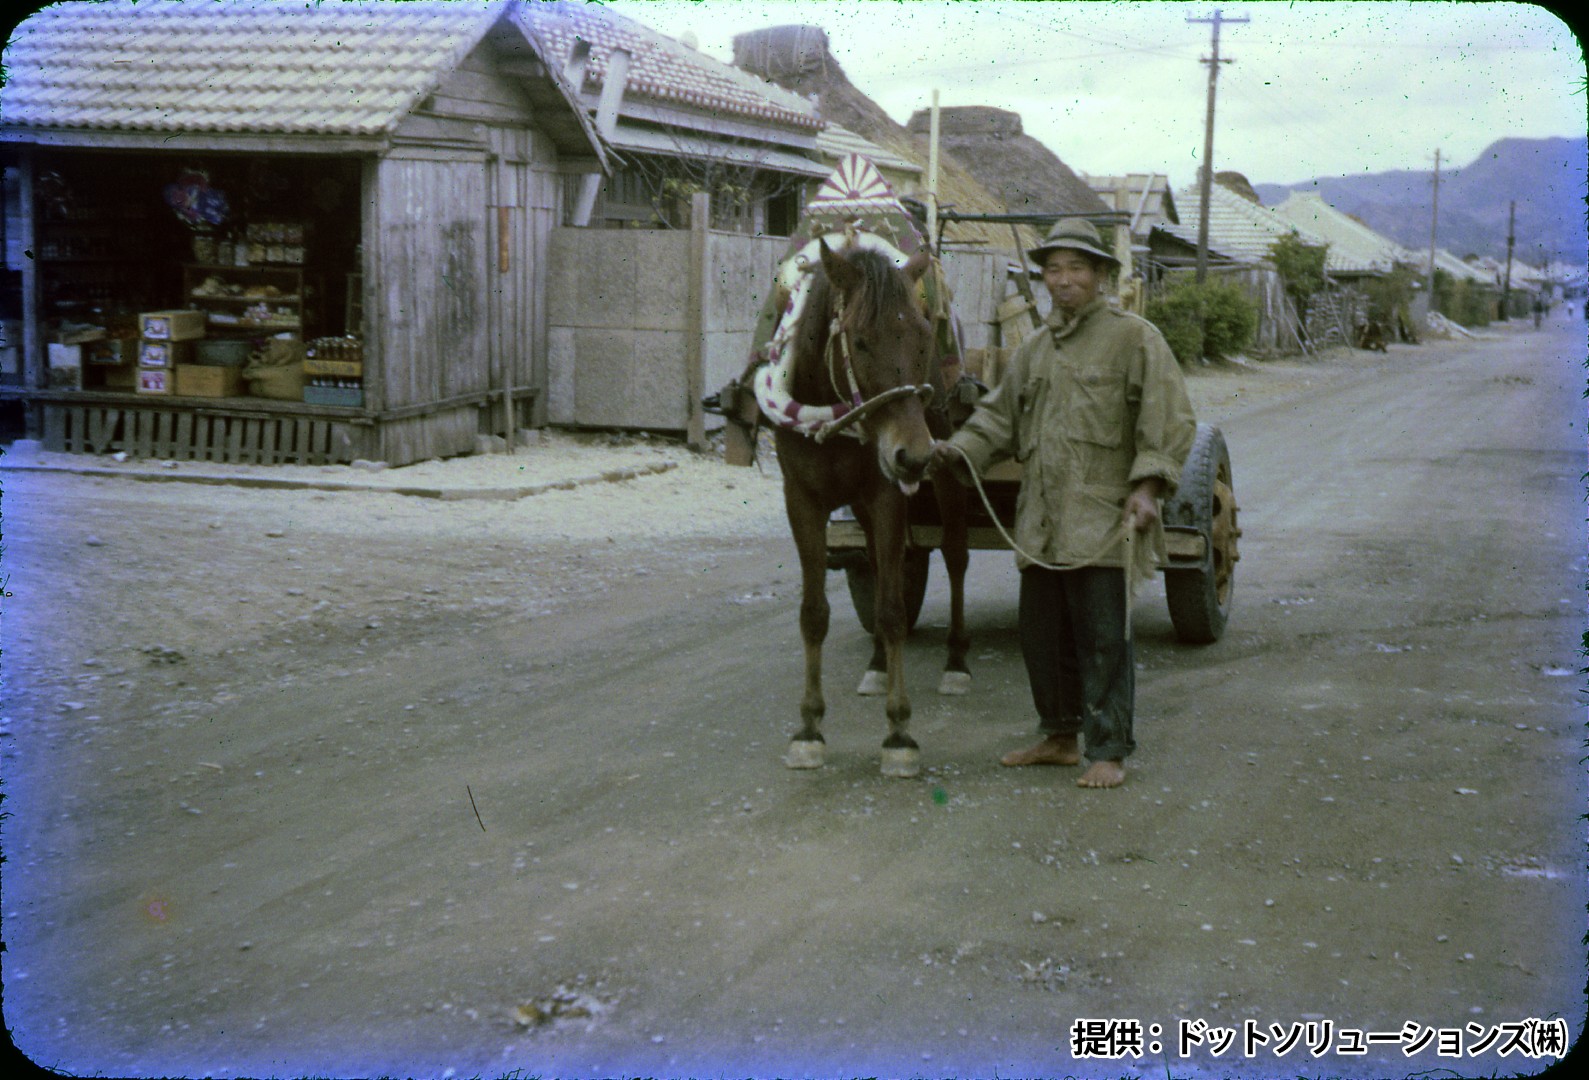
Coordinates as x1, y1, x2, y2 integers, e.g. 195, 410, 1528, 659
814, 290, 935, 445
753, 230, 939, 444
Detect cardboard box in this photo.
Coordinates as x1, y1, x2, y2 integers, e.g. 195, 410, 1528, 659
140, 309, 207, 341
139, 339, 196, 368
175, 364, 243, 398
47, 343, 81, 388
136, 367, 172, 395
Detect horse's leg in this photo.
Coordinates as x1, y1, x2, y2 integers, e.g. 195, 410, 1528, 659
783, 488, 831, 770
934, 476, 973, 695
853, 502, 889, 696
869, 491, 920, 778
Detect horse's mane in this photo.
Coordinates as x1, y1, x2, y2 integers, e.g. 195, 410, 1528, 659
790, 247, 918, 378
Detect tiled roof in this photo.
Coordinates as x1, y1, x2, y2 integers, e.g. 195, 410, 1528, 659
1271, 192, 1413, 274
2, 0, 520, 136
520, 2, 821, 133
815, 124, 921, 176
1166, 182, 1377, 275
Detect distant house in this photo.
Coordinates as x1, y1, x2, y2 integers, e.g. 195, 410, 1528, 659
520, 1, 829, 235
1162, 182, 1345, 270
1151, 182, 1339, 353
1087, 173, 1180, 245
1270, 192, 1412, 276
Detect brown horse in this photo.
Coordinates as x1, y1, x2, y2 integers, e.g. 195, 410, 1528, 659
767, 237, 970, 778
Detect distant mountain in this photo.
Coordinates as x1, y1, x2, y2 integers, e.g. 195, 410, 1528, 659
1253, 137, 1587, 266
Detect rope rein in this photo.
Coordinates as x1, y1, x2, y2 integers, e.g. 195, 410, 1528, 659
939, 443, 1155, 642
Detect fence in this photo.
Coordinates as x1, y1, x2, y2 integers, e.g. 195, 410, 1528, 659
546, 198, 1009, 440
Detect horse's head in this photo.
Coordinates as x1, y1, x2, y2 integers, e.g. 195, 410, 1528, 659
817, 240, 938, 495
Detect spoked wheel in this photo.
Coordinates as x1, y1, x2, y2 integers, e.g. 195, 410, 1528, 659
845, 547, 930, 635
1164, 424, 1240, 644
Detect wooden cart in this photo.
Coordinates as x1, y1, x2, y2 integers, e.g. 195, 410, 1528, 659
825, 346, 1240, 645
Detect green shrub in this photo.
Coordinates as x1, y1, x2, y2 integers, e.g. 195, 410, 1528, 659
1146, 279, 1258, 363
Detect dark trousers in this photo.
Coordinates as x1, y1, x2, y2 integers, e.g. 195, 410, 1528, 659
1017, 565, 1135, 762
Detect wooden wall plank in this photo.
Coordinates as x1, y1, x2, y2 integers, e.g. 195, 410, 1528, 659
174, 412, 194, 459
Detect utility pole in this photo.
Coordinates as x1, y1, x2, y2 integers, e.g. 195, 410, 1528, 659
1188, 9, 1248, 283
1425, 148, 1441, 314
1501, 200, 1515, 319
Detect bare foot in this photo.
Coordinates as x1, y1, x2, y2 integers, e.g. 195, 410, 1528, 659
1077, 759, 1126, 788
1000, 733, 1081, 767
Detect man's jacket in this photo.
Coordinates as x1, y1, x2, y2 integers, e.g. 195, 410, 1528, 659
947, 297, 1198, 570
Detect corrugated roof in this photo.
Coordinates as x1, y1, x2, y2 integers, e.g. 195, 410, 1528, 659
608, 123, 829, 178
2, 0, 519, 136
520, 1, 821, 133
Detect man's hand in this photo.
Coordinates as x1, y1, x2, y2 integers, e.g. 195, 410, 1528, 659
927, 440, 961, 478
1122, 479, 1164, 533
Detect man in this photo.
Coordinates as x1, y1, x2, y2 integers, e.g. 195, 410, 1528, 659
930, 219, 1196, 788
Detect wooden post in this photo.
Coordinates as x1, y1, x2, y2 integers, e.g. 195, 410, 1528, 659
686, 191, 709, 450
926, 90, 940, 251
18, 145, 43, 437
572, 48, 630, 227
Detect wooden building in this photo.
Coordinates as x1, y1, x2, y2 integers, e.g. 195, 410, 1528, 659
518, 2, 829, 235
1, 0, 606, 466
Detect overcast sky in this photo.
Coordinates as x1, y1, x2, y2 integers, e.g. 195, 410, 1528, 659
604, 0, 1585, 188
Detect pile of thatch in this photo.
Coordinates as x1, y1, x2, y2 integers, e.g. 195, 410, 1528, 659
731, 25, 1035, 253
905, 106, 1112, 224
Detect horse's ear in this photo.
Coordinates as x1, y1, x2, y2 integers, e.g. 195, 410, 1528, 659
819, 238, 861, 293
903, 247, 933, 283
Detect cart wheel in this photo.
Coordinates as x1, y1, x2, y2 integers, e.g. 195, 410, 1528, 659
845, 547, 931, 635
1164, 424, 1239, 644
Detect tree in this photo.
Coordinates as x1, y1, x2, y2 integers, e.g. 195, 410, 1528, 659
1268, 232, 1330, 342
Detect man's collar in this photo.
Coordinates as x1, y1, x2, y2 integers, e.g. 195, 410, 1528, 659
1047, 297, 1108, 339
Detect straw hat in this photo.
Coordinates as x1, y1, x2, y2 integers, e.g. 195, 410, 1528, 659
1027, 218, 1119, 268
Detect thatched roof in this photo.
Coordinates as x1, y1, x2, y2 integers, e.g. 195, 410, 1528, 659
906, 106, 1113, 222
731, 25, 1034, 253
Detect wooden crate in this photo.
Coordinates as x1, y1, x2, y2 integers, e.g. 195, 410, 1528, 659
138, 339, 196, 368
303, 384, 364, 407
175, 364, 243, 398
136, 367, 173, 395
302, 357, 363, 378
140, 309, 207, 341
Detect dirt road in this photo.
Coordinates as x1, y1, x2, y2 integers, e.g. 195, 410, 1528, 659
2, 317, 1584, 1079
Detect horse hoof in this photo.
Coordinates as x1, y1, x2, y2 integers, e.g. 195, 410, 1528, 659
880, 746, 921, 778
938, 671, 972, 696
784, 739, 826, 769
856, 669, 887, 696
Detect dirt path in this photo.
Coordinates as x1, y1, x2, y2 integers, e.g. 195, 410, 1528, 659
2, 319, 1583, 1078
